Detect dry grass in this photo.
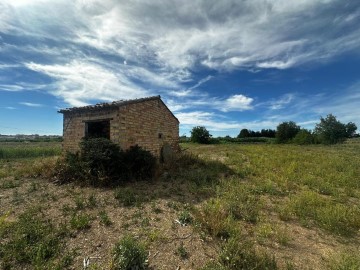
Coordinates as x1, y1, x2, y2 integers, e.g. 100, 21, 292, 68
1, 139, 359, 269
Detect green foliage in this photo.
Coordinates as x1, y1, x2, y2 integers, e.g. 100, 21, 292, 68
0, 142, 61, 159
238, 129, 276, 138
219, 236, 278, 270
99, 210, 112, 226
112, 235, 148, 270
238, 128, 250, 138
55, 138, 156, 186
54, 152, 87, 184
0, 208, 64, 269
114, 187, 145, 207
292, 129, 315, 145
191, 126, 211, 144
275, 121, 300, 143
282, 190, 360, 236
315, 114, 357, 144
80, 137, 126, 184
195, 198, 235, 239
329, 250, 360, 270
123, 145, 156, 180
175, 243, 188, 259
178, 210, 193, 225
345, 122, 357, 138
70, 213, 91, 230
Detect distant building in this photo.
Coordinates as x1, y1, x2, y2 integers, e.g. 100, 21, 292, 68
58, 96, 179, 157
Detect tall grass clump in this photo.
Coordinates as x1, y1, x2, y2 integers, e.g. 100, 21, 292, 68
219, 236, 278, 270
111, 235, 148, 270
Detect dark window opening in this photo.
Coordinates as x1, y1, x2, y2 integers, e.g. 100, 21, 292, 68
85, 120, 110, 139
158, 133, 163, 139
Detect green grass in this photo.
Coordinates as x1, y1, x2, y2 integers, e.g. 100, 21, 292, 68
112, 235, 148, 270
0, 207, 68, 269
0, 142, 61, 159
183, 139, 360, 268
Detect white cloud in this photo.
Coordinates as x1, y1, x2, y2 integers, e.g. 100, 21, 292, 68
19, 102, 43, 107
268, 94, 295, 110
221, 94, 254, 112
25, 60, 151, 107
1, 0, 359, 77
4, 106, 16, 110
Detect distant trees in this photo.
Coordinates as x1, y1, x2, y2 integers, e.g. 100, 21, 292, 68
274, 114, 357, 145
190, 126, 211, 144
292, 129, 315, 145
237, 129, 276, 138
188, 114, 357, 146
314, 114, 357, 144
275, 121, 301, 143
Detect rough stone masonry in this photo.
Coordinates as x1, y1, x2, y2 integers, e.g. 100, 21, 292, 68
58, 96, 179, 157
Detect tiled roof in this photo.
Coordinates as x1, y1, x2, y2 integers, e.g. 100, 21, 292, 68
58, 95, 161, 113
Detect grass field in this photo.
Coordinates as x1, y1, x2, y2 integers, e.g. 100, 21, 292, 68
0, 140, 359, 269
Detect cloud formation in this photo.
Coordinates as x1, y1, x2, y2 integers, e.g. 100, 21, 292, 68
1, 0, 359, 134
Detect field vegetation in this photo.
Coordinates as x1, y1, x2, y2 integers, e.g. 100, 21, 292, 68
0, 139, 359, 269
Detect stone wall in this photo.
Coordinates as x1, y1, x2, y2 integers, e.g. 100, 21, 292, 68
61, 98, 179, 157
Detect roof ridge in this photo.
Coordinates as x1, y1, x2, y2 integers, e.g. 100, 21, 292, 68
58, 95, 161, 113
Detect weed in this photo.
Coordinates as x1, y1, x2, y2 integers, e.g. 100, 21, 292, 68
27, 182, 39, 193
284, 190, 360, 236
195, 198, 235, 239
62, 204, 75, 216
167, 201, 180, 211
329, 250, 360, 270
0, 207, 63, 269
141, 217, 150, 227
220, 236, 278, 270
178, 210, 193, 225
200, 262, 228, 270
112, 235, 148, 270
70, 213, 91, 230
114, 187, 144, 207
88, 193, 98, 208
1, 179, 19, 189
12, 190, 24, 204
99, 210, 112, 226
175, 242, 188, 259
74, 196, 86, 210
222, 183, 261, 223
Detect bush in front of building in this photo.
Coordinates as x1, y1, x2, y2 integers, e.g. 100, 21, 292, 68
55, 138, 156, 186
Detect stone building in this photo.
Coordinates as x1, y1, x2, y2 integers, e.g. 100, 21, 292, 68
58, 96, 179, 157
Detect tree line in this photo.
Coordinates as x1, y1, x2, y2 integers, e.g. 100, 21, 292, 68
189, 114, 358, 145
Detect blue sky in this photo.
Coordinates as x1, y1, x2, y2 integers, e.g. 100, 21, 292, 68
0, 0, 360, 136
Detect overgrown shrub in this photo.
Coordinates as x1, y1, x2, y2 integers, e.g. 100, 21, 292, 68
124, 145, 156, 180
112, 235, 148, 270
54, 152, 87, 184
80, 138, 126, 184
55, 138, 156, 186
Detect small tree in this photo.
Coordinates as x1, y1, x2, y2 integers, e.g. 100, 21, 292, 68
238, 129, 250, 138
190, 126, 211, 144
345, 122, 357, 138
314, 114, 348, 144
292, 129, 315, 145
275, 121, 300, 143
